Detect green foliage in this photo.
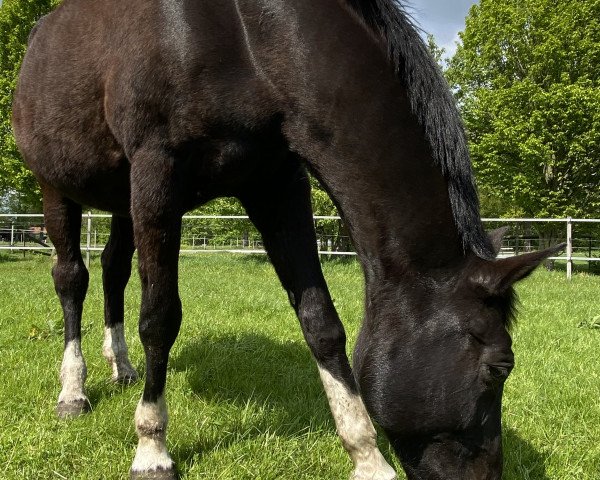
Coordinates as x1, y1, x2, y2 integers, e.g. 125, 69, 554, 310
187, 198, 258, 248
425, 33, 447, 69
447, 0, 600, 220
185, 180, 349, 252
310, 176, 351, 252
0, 0, 57, 211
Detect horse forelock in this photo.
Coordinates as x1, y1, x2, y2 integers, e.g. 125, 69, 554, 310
343, 0, 495, 260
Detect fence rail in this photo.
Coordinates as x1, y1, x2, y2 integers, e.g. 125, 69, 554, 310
1, 213, 599, 279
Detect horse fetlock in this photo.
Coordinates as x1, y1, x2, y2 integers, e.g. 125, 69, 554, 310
351, 468, 397, 480
57, 339, 89, 417
60, 340, 87, 380
351, 452, 397, 480
57, 378, 90, 418
135, 397, 168, 433
131, 437, 175, 479
132, 397, 174, 476
349, 438, 396, 480
105, 351, 139, 384
103, 325, 139, 383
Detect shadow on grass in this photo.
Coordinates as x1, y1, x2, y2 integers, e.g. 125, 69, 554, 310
169, 333, 337, 468
0, 252, 33, 263
236, 252, 359, 268
159, 334, 549, 479
169, 332, 329, 415
503, 428, 550, 480
237, 253, 271, 265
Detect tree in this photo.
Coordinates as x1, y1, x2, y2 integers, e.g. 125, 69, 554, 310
447, 0, 600, 231
426, 33, 447, 69
0, 0, 58, 211
310, 176, 352, 252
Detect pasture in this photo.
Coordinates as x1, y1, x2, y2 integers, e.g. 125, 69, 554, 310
0, 254, 598, 479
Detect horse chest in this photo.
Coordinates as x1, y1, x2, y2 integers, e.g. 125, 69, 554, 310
170, 132, 287, 208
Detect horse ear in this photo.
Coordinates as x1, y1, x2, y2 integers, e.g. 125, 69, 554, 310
471, 243, 566, 295
487, 226, 510, 257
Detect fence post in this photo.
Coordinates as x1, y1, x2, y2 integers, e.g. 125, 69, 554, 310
566, 217, 573, 280
10, 220, 14, 254
86, 211, 92, 268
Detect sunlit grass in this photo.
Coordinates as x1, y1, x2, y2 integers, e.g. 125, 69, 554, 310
0, 254, 598, 479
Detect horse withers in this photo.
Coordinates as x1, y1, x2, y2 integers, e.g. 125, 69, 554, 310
12, 0, 563, 479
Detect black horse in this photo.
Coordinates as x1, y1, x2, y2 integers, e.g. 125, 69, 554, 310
12, 1, 563, 479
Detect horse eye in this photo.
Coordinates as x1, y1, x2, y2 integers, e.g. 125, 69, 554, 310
487, 364, 512, 381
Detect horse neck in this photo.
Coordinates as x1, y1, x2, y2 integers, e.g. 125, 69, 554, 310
281, 0, 467, 281
305, 120, 466, 281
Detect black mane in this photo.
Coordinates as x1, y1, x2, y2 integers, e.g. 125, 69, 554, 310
344, 0, 495, 260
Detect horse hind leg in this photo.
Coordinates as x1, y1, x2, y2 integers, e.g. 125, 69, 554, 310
101, 215, 138, 384
239, 159, 397, 480
43, 186, 91, 418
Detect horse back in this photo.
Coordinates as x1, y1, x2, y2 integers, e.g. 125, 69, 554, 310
13, 0, 289, 213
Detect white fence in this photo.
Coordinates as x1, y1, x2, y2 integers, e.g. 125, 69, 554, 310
1, 213, 599, 280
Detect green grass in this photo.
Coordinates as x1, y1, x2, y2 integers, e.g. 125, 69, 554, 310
0, 254, 598, 479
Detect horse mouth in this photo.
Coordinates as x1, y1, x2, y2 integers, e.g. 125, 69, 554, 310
387, 432, 503, 480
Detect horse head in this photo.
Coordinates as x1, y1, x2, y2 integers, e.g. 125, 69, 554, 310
354, 230, 564, 479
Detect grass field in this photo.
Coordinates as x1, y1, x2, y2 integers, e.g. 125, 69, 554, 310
0, 253, 598, 479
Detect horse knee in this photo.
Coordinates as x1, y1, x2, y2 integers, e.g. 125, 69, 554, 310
308, 321, 347, 362
298, 292, 347, 362
52, 260, 89, 302
139, 295, 182, 351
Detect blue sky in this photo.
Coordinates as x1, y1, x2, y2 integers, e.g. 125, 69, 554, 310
409, 0, 479, 58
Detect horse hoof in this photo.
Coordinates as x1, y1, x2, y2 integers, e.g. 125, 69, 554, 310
114, 372, 139, 385
56, 399, 91, 419
130, 468, 178, 480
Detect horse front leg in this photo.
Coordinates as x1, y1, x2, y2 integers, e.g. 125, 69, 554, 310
42, 186, 91, 419
129, 149, 182, 480
101, 215, 138, 384
240, 161, 396, 480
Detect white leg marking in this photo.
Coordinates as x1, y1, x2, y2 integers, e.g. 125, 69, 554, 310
318, 366, 397, 480
102, 325, 138, 382
58, 339, 88, 404
131, 396, 174, 473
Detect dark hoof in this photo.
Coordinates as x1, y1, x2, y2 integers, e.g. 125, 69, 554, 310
114, 373, 139, 385
56, 399, 91, 419
130, 468, 177, 480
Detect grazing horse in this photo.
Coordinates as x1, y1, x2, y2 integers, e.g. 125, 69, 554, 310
12, 0, 563, 479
